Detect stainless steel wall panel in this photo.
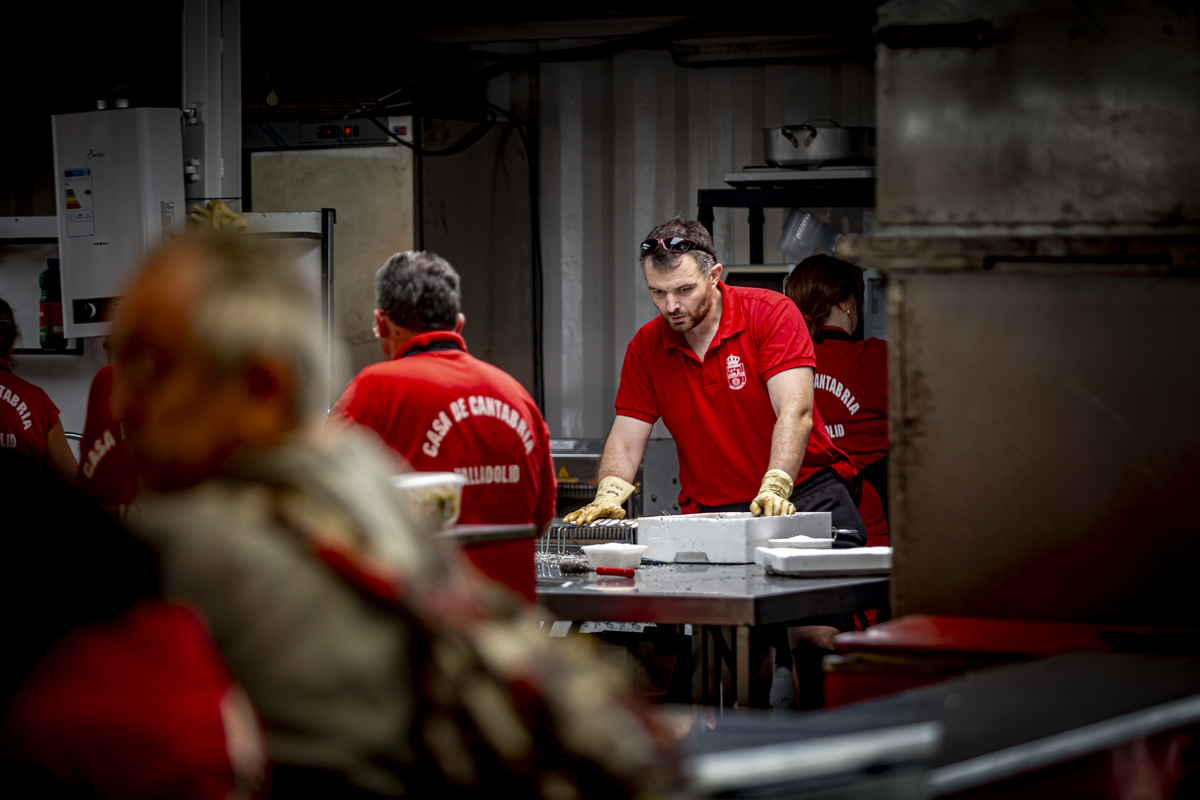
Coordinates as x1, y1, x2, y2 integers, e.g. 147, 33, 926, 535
526, 52, 874, 436
875, 0, 1200, 236
539, 60, 569, 438
581, 58, 618, 442
421, 111, 535, 396
883, 267, 1200, 624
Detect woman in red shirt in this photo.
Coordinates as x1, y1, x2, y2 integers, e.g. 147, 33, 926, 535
784, 256, 889, 546
0, 298, 77, 483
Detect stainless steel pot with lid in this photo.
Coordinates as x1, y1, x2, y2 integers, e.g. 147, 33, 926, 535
763, 119, 875, 167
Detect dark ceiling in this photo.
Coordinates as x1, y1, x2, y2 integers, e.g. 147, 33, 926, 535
240, 4, 882, 121
0, 2, 882, 214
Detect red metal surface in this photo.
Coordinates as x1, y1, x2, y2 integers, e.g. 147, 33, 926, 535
825, 665, 946, 709
596, 566, 636, 578
836, 615, 1189, 657
826, 615, 1195, 708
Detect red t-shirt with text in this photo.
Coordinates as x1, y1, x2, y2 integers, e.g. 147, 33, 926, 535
78, 365, 140, 513
813, 328, 888, 470
0, 364, 60, 462
615, 283, 856, 513
327, 331, 556, 528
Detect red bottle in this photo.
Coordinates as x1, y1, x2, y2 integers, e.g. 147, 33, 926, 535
39, 258, 65, 350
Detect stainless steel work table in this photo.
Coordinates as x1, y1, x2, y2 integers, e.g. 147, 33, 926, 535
536, 563, 889, 707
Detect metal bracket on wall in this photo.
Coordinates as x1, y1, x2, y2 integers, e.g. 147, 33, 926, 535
698, 182, 875, 265
12, 341, 85, 357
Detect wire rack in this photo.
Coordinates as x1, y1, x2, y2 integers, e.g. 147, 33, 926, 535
537, 519, 638, 554
535, 519, 639, 580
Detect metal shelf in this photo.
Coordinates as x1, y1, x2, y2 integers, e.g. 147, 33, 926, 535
12, 340, 86, 356
698, 171, 875, 264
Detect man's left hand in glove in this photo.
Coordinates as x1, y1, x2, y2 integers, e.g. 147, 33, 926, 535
190, 199, 248, 231
750, 469, 796, 517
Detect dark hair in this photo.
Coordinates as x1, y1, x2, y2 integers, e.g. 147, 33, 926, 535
375, 250, 461, 332
783, 255, 864, 343
641, 216, 718, 276
0, 297, 19, 359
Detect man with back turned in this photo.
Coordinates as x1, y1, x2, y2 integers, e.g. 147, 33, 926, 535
328, 250, 556, 533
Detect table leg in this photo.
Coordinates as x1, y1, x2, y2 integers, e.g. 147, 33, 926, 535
706, 626, 738, 709
737, 626, 751, 707
877, 595, 893, 623
693, 625, 786, 708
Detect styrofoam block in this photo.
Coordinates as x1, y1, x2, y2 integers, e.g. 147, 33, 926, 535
755, 546, 892, 576
766, 535, 833, 549
639, 512, 832, 564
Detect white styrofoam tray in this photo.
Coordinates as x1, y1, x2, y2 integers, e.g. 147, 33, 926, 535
639, 512, 832, 564
755, 546, 892, 577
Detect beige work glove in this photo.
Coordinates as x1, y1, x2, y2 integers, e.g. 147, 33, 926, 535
750, 469, 796, 517
562, 476, 636, 525
190, 199, 248, 231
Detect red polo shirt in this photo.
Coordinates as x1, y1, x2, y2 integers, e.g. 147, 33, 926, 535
327, 331, 556, 528
78, 365, 140, 515
0, 360, 60, 463
813, 327, 888, 470
615, 283, 856, 513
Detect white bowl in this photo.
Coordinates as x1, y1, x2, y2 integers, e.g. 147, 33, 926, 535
581, 543, 648, 569
392, 471, 466, 530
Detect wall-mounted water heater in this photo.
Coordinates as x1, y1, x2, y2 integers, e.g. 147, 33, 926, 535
51, 108, 184, 338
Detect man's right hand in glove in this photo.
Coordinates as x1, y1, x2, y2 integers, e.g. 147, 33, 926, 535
562, 476, 636, 525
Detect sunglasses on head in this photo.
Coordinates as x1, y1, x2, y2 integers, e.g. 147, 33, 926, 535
640, 237, 712, 257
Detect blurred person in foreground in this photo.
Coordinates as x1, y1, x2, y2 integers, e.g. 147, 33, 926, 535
0, 448, 265, 799
0, 297, 77, 482
110, 233, 671, 798
327, 250, 555, 532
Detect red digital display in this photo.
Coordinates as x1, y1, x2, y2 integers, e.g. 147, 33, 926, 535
315, 124, 362, 140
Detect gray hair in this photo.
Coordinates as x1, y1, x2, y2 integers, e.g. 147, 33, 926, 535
186, 234, 328, 419
375, 250, 461, 332
641, 216, 718, 277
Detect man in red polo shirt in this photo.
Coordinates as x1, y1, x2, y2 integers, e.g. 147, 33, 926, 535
565, 217, 862, 537
564, 217, 865, 667
327, 251, 555, 532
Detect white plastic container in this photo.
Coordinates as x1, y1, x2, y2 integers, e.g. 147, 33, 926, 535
581, 543, 648, 569
755, 546, 892, 577
638, 512, 831, 564
392, 472, 466, 530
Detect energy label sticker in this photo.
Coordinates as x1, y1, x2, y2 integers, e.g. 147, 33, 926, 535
64, 168, 94, 238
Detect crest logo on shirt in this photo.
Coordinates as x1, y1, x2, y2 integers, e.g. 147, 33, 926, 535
726, 354, 746, 390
